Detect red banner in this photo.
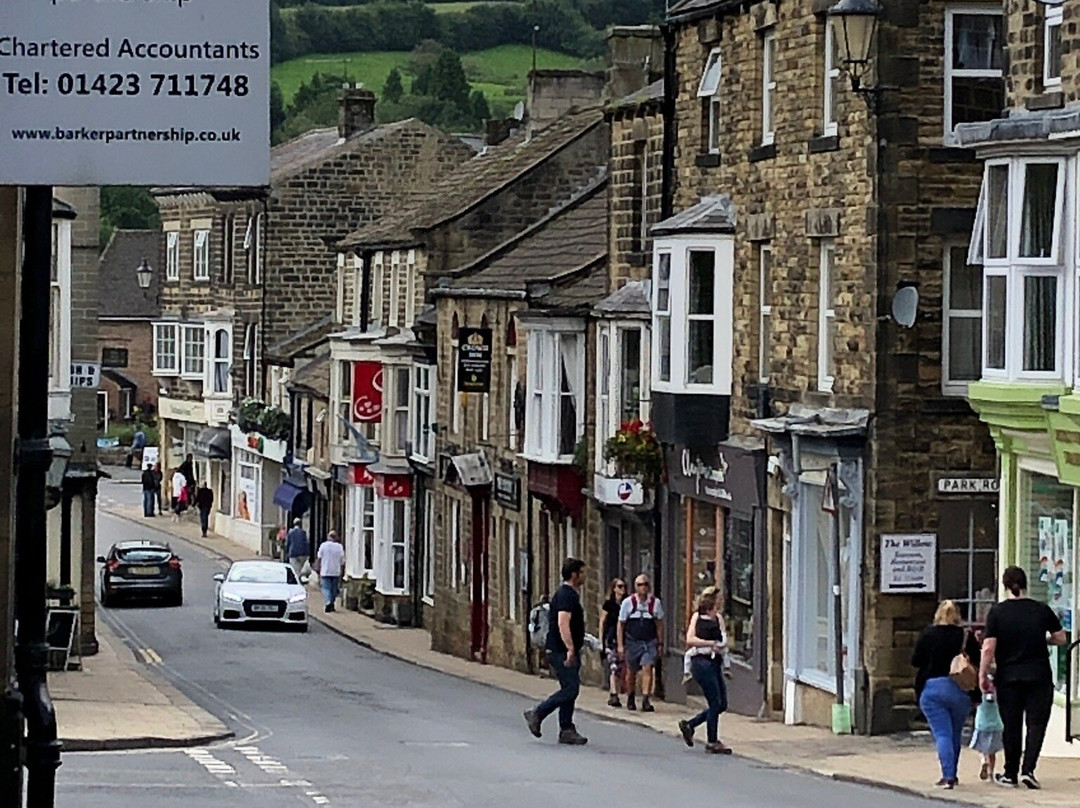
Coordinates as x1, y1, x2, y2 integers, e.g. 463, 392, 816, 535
352, 465, 375, 486
376, 474, 412, 499
352, 361, 383, 423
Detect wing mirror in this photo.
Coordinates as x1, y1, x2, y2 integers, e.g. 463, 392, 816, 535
96, 556, 107, 563
212, 573, 226, 583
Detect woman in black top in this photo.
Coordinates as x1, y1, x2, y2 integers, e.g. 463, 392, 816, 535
979, 566, 1068, 789
599, 579, 626, 707
911, 600, 981, 789
677, 590, 731, 754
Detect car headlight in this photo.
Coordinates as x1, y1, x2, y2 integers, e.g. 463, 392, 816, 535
288, 592, 307, 604
221, 591, 243, 603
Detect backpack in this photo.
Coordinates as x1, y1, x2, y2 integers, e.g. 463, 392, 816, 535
626, 595, 658, 642
630, 595, 656, 616
527, 602, 549, 647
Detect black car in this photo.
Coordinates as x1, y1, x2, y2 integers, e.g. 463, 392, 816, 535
98, 541, 183, 606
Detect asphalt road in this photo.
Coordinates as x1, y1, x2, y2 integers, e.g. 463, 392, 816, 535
58, 479, 945, 808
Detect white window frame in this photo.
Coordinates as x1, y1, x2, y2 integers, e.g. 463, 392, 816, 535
653, 251, 672, 383
371, 252, 384, 326
376, 494, 411, 595
193, 229, 210, 281
698, 48, 722, 155
595, 320, 650, 475
818, 240, 836, 393
243, 322, 260, 398
166, 231, 179, 281
411, 363, 435, 463
208, 325, 232, 396
336, 253, 346, 324
651, 238, 734, 396
392, 364, 411, 455
762, 31, 776, 146
823, 22, 840, 137
507, 351, 519, 452
452, 341, 463, 435
352, 253, 364, 327
523, 323, 585, 464
405, 249, 417, 327
389, 251, 401, 329
943, 5, 1005, 143
244, 213, 263, 285
181, 324, 205, 380
759, 244, 773, 383
347, 484, 376, 578
49, 220, 71, 394
152, 322, 179, 375
1044, 4, 1063, 89
423, 489, 435, 603
942, 243, 983, 396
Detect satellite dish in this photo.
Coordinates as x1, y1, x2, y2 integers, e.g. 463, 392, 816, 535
513, 101, 525, 121
891, 286, 919, 328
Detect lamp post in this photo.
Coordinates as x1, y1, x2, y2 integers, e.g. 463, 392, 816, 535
827, 0, 881, 106
135, 257, 152, 290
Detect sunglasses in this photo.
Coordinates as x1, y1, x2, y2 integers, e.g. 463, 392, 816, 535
636, 582, 650, 587
615, 584, 626, 589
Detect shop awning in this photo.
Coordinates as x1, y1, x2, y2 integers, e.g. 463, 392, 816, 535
193, 426, 231, 460
272, 481, 311, 516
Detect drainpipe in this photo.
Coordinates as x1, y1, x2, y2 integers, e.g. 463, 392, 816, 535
660, 23, 677, 221
16, 186, 62, 808
524, 492, 534, 674
359, 248, 374, 332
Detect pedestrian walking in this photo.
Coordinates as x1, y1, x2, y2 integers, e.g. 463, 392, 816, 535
523, 558, 588, 745
617, 574, 664, 712
599, 578, 627, 707
285, 518, 310, 582
194, 482, 214, 538
979, 566, 1068, 790
127, 427, 146, 468
677, 589, 732, 754
152, 462, 164, 515
170, 469, 187, 522
178, 453, 197, 504
140, 464, 157, 517
970, 681, 1004, 782
314, 530, 344, 612
911, 599, 981, 790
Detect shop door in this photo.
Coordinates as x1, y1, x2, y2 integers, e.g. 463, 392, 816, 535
725, 513, 764, 716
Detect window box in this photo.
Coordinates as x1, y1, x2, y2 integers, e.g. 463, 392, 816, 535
524, 323, 585, 464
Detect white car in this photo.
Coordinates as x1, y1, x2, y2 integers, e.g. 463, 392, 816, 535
213, 560, 308, 632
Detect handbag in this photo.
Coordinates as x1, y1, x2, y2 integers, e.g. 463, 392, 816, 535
949, 628, 978, 691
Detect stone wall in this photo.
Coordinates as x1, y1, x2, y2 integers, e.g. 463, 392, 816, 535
608, 101, 664, 290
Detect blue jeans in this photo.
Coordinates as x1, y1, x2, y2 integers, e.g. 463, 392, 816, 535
320, 575, 340, 607
198, 508, 210, 536
142, 490, 155, 517
688, 656, 728, 743
535, 650, 581, 731
920, 676, 971, 781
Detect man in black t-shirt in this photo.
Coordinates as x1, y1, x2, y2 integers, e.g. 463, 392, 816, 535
980, 566, 1069, 790
523, 558, 588, 745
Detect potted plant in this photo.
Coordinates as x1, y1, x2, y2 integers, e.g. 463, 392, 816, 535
604, 419, 663, 488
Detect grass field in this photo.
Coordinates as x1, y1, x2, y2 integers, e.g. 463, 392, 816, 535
272, 44, 586, 115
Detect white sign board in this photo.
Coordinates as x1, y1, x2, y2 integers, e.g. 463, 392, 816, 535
141, 446, 159, 470
937, 477, 999, 494
881, 534, 936, 594
0, 0, 269, 186
70, 361, 100, 388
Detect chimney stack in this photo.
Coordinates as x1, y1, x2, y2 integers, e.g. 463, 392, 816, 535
606, 26, 665, 100
339, 84, 377, 139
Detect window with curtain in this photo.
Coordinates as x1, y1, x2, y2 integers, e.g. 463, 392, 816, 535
212, 327, 230, 394
761, 31, 776, 146
687, 250, 716, 384
525, 328, 584, 463
823, 22, 841, 137
985, 275, 1007, 371
986, 163, 1008, 260
654, 252, 672, 382
166, 231, 179, 280
618, 327, 642, 423
597, 328, 610, 469
193, 229, 210, 281
1023, 275, 1056, 372
182, 324, 205, 378
394, 365, 410, 453
818, 241, 836, 392
946, 8, 1005, 138
558, 333, 580, 457
1020, 163, 1058, 260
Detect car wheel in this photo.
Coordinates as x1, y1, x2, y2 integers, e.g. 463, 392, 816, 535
101, 591, 112, 608
296, 624, 309, 634
172, 591, 183, 607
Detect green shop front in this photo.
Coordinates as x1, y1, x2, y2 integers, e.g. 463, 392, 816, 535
969, 382, 1080, 757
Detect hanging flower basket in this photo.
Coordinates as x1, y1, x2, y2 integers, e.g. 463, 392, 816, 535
604, 419, 663, 488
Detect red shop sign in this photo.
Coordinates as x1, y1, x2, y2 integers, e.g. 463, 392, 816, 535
376, 474, 412, 499
352, 361, 383, 423
352, 465, 375, 486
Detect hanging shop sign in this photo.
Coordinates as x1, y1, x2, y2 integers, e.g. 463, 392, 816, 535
375, 473, 412, 499
494, 472, 522, 510
352, 361, 383, 423
880, 533, 936, 594
666, 443, 763, 517
457, 327, 492, 393
593, 474, 644, 506
0, 0, 270, 186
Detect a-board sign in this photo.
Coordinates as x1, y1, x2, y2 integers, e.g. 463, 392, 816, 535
0, 0, 270, 186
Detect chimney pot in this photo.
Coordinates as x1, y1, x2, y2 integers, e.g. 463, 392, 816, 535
339, 86, 377, 139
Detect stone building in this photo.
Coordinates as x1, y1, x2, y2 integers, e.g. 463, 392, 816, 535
97, 229, 161, 426
654, 0, 999, 732
150, 91, 474, 554
955, 0, 1080, 754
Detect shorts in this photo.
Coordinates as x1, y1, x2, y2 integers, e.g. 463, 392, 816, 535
625, 638, 658, 670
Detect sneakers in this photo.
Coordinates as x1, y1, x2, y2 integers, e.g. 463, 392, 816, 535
558, 726, 588, 745
994, 774, 1018, 788
704, 741, 733, 755
626, 694, 637, 711
934, 779, 956, 790
607, 694, 621, 708
678, 720, 695, 748
1020, 772, 1041, 790
641, 697, 655, 713
523, 709, 542, 738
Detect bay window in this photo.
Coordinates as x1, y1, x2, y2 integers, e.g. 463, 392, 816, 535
393, 365, 410, 454
595, 321, 650, 474
153, 323, 179, 375
412, 363, 435, 462
182, 324, 205, 379
210, 326, 231, 395
525, 324, 584, 463
651, 237, 733, 395
970, 157, 1067, 380
377, 495, 410, 595
944, 7, 1005, 142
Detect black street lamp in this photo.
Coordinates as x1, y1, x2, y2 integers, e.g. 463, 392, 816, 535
828, 0, 880, 100
135, 257, 153, 290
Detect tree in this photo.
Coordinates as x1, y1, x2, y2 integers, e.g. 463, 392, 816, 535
270, 82, 287, 139
100, 187, 161, 249
412, 47, 471, 109
383, 67, 404, 104
470, 89, 491, 124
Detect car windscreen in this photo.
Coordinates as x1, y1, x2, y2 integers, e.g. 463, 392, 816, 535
115, 548, 171, 564
228, 565, 294, 584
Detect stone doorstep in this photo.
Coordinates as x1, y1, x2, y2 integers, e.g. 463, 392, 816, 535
102, 503, 1079, 807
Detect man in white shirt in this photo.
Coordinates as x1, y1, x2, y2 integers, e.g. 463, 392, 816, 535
617, 575, 665, 712
315, 531, 345, 613
170, 470, 187, 522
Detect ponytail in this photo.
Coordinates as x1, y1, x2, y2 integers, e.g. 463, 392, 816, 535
1002, 565, 1027, 597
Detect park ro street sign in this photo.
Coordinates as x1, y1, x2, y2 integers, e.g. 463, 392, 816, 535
0, 0, 269, 186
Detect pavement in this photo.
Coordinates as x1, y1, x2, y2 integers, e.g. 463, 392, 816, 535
88, 476, 1080, 808
51, 619, 232, 751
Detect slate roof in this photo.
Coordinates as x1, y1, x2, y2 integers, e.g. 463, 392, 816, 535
610, 79, 664, 113
652, 195, 736, 237
667, 0, 734, 21
289, 350, 331, 399
266, 314, 337, 363
339, 106, 606, 251
98, 230, 161, 320
594, 280, 651, 316
440, 175, 608, 296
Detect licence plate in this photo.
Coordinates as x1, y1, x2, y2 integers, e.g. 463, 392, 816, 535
251, 604, 278, 614
128, 566, 160, 576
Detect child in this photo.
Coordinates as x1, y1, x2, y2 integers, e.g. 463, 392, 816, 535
970, 687, 1005, 781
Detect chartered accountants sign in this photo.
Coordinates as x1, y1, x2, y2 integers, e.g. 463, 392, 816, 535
0, 0, 269, 186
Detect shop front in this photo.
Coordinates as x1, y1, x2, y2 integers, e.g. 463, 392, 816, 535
664, 438, 766, 715
222, 425, 288, 554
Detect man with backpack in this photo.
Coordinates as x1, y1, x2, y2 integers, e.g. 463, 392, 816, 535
618, 574, 665, 712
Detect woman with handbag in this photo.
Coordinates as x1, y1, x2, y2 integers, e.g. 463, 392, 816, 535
911, 599, 982, 789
